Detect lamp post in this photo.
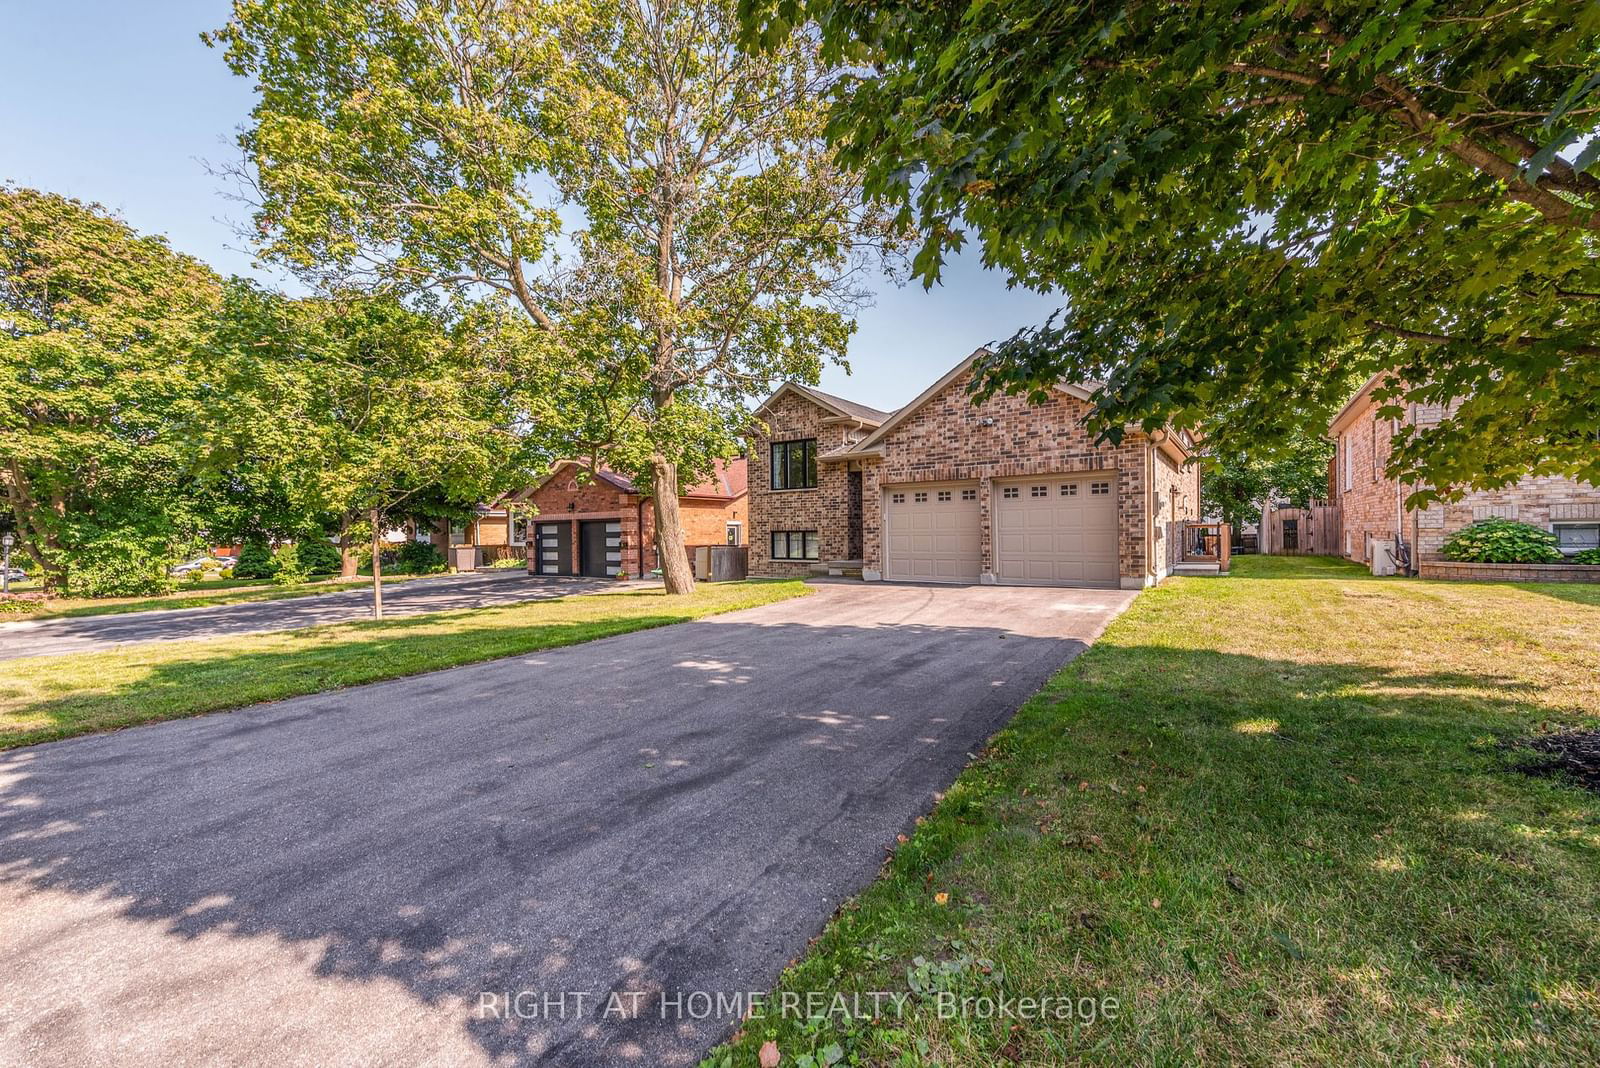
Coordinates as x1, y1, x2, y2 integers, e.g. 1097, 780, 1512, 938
1, 533, 13, 595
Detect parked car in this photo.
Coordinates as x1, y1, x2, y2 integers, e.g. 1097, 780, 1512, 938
169, 557, 223, 577
1, 565, 25, 582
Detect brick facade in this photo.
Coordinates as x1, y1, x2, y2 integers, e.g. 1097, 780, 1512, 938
1331, 380, 1600, 569
749, 363, 1200, 588
746, 389, 861, 576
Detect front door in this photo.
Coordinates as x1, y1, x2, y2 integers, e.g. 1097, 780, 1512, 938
579, 520, 622, 578
534, 522, 571, 575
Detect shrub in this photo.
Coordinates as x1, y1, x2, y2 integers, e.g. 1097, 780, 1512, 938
489, 554, 527, 569
271, 543, 310, 585
65, 541, 175, 598
1572, 548, 1600, 565
218, 567, 234, 579
294, 537, 343, 575
233, 538, 276, 579
393, 540, 447, 574
1440, 519, 1563, 564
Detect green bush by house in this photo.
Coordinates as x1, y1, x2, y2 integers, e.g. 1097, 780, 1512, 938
394, 540, 447, 574
1440, 518, 1562, 564
1573, 547, 1600, 565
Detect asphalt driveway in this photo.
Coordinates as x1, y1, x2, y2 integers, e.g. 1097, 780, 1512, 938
0, 571, 626, 661
0, 581, 1134, 1066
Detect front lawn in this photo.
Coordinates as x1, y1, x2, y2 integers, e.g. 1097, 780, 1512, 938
9, 573, 433, 620
711, 556, 1600, 1066
0, 579, 807, 749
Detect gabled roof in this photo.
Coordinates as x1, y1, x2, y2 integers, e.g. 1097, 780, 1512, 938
843, 347, 1106, 455
516, 458, 747, 501
1327, 371, 1403, 437
752, 381, 896, 427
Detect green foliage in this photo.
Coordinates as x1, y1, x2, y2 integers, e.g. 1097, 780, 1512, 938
293, 537, 342, 576
1, 186, 222, 588
63, 536, 175, 598
209, 0, 902, 591
488, 554, 527, 570
393, 540, 447, 575
1440, 519, 1563, 564
1202, 429, 1335, 534
233, 538, 276, 580
270, 542, 310, 585
750, 1, 1600, 497
1572, 548, 1600, 565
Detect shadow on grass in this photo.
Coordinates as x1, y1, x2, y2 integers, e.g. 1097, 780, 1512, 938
0, 615, 1082, 1065
714, 640, 1600, 1066
4, 609, 1599, 1065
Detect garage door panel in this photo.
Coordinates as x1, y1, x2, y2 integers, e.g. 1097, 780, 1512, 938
995, 475, 1119, 588
884, 482, 981, 584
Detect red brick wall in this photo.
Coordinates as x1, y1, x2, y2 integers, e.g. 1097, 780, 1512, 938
1335, 397, 1600, 565
748, 391, 858, 575
523, 467, 647, 575
862, 369, 1160, 584
681, 496, 745, 547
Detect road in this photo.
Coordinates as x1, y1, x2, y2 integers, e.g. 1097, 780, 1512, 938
0, 581, 1134, 1066
0, 571, 626, 660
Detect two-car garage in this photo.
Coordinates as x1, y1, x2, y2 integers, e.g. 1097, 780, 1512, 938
881, 474, 1120, 589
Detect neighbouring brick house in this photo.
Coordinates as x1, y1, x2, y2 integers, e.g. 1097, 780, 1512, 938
749, 349, 1201, 589
424, 459, 747, 576
1329, 372, 1600, 570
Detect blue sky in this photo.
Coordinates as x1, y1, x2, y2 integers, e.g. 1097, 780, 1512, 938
0, 1, 1062, 412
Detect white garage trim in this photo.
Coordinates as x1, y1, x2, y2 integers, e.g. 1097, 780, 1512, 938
882, 481, 981, 583
993, 473, 1120, 589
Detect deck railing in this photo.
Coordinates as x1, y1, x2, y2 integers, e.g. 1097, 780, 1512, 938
1180, 522, 1232, 572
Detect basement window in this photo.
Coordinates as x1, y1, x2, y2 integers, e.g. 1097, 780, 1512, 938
1554, 523, 1600, 555
770, 530, 819, 561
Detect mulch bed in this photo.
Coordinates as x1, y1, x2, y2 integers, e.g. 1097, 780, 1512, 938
1514, 729, 1600, 793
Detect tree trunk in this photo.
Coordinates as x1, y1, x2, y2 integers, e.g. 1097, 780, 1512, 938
650, 459, 695, 595
369, 507, 384, 620
339, 512, 360, 578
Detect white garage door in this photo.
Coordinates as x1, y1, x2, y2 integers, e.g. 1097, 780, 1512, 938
883, 482, 981, 583
994, 475, 1119, 588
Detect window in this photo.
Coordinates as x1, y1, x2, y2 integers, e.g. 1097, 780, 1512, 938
1090, 481, 1111, 496
510, 517, 528, 546
1002, 486, 1020, 499
769, 439, 817, 490
1060, 483, 1078, 496
725, 521, 742, 546
1030, 485, 1047, 498
449, 520, 469, 544
937, 490, 952, 502
1554, 523, 1600, 555
961, 488, 977, 501
914, 491, 928, 503
1370, 418, 1379, 481
1342, 434, 1353, 492
770, 530, 819, 560
890, 492, 905, 504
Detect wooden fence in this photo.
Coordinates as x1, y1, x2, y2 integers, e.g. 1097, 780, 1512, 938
1261, 502, 1341, 556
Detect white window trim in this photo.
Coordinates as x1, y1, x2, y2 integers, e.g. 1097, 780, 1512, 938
725, 520, 743, 546
509, 517, 528, 546
1342, 435, 1353, 493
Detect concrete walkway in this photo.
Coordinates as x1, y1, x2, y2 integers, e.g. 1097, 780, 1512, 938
0, 581, 1134, 1066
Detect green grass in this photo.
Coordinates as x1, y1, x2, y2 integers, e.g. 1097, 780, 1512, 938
709, 556, 1600, 1067
0, 579, 807, 749
11, 573, 436, 620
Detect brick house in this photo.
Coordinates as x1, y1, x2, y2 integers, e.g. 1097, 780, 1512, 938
1328, 372, 1600, 569
748, 349, 1201, 589
422, 459, 747, 576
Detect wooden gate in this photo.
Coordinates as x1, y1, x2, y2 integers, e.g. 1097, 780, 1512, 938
1262, 501, 1341, 556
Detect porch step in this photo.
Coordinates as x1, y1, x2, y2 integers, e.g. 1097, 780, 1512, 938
1172, 562, 1223, 575
812, 559, 865, 579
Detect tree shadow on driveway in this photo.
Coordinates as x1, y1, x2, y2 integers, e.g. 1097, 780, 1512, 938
0, 615, 1086, 1066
